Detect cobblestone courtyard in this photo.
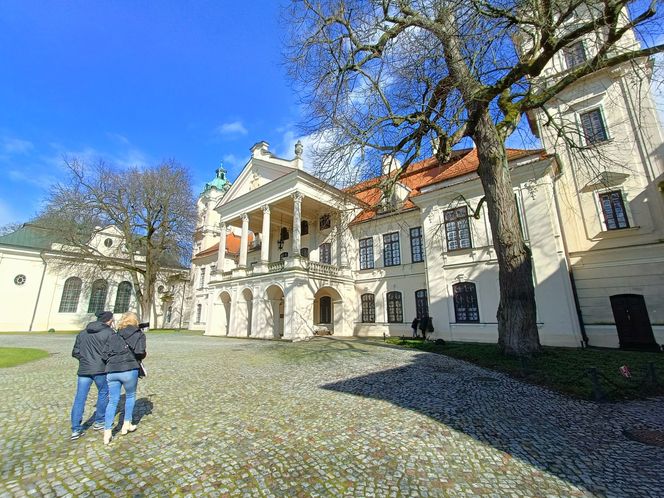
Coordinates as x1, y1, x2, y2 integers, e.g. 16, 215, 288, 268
1, 334, 663, 497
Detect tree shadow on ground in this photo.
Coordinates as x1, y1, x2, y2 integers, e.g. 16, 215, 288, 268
321, 352, 664, 495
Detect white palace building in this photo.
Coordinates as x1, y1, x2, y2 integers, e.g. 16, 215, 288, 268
188, 19, 664, 349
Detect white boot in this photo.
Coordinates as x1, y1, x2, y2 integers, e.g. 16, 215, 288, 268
121, 421, 137, 435
103, 429, 112, 445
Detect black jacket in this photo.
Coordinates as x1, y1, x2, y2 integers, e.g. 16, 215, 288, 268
72, 321, 114, 376
103, 326, 147, 374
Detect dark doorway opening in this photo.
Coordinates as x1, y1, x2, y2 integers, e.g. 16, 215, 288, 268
610, 294, 659, 351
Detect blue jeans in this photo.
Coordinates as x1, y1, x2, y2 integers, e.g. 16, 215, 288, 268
105, 369, 139, 430
70, 374, 109, 432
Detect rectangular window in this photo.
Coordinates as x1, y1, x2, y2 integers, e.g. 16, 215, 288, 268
444, 206, 472, 251
361, 294, 375, 323
580, 109, 608, 144
319, 242, 331, 264
383, 232, 401, 266
599, 191, 630, 230
199, 267, 206, 288
196, 304, 202, 323
359, 238, 374, 270
415, 289, 429, 319
319, 214, 331, 230
453, 283, 480, 323
410, 227, 424, 263
564, 41, 586, 69
386, 291, 403, 323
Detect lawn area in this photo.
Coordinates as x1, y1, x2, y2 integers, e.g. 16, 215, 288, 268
386, 338, 664, 401
0, 347, 49, 368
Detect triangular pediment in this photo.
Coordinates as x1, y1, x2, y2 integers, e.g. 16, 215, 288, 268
219, 154, 299, 207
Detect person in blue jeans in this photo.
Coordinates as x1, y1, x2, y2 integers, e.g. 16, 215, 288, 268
70, 311, 114, 440
102, 311, 147, 445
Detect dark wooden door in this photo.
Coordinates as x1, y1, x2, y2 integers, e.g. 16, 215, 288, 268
610, 294, 658, 350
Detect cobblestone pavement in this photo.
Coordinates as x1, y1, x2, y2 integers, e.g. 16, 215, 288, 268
1, 334, 663, 497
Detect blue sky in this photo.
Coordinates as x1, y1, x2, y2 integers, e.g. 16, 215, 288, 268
0, 1, 303, 226
1, 2, 661, 227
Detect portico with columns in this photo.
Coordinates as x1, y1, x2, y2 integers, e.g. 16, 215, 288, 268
205, 141, 363, 340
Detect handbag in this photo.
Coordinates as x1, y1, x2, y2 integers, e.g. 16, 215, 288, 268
119, 332, 147, 378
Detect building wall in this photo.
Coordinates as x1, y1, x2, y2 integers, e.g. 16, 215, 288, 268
532, 50, 664, 346
0, 246, 185, 332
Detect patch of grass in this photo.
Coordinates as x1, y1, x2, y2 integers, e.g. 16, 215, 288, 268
386, 338, 664, 401
0, 347, 50, 368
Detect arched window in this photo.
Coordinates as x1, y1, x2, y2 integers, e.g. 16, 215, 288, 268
361, 294, 375, 323
386, 291, 403, 323
415, 289, 429, 319
319, 296, 332, 323
453, 282, 479, 322
113, 281, 132, 313
87, 279, 108, 314
59, 277, 82, 313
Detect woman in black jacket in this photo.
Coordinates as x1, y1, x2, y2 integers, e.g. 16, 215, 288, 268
102, 311, 146, 445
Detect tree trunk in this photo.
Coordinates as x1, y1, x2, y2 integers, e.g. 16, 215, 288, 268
473, 110, 540, 356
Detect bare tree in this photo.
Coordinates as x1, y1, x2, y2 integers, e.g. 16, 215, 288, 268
38, 158, 197, 320
286, 0, 664, 355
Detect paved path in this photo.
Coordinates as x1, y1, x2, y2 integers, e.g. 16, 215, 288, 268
0, 334, 663, 497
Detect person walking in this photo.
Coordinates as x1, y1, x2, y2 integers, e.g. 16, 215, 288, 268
102, 311, 146, 445
411, 317, 419, 338
70, 311, 114, 440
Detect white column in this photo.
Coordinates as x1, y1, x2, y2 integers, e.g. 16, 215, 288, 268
292, 192, 303, 255
261, 205, 270, 263
240, 213, 249, 267
216, 222, 227, 271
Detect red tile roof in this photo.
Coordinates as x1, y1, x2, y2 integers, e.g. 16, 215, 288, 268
346, 148, 545, 224
193, 232, 253, 259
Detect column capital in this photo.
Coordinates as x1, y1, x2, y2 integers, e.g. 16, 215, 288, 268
262, 204, 271, 214
292, 191, 304, 203
241, 213, 249, 223
220, 221, 227, 230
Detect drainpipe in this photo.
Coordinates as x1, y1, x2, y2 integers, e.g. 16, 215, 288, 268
29, 251, 48, 332
179, 276, 186, 330
551, 166, 589, 347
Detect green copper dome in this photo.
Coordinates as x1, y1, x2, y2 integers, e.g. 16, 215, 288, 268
203, 163, 231, 194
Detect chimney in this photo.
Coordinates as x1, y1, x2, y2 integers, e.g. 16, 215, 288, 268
381, 154, 401, 176
251, 141, 270, 158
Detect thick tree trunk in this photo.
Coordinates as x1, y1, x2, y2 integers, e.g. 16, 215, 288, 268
474, 110, 540, 356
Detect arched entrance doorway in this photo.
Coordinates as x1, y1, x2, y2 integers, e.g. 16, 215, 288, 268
313, 287, 343, 334
241, 288, 253, 337
265, 285, 284, 339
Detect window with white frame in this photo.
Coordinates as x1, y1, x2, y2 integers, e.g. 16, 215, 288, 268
383, 232, 401, 266
196, 304, 202, 323
59, 277, 82, 313
444, 206, 472, 251
361, 293, 375, 323
359, 237, 374, 270
415, 289, 429, 319
199, 267, 206, 289
453, 282, 479, 323
113, 281, 132, 313
319, 214, 331, 230
580, 109, 608, 145
386, 291, 403, 323
319, 242, 331, 264
410, 227, 424, 263
563, 41, 586, 69
87, 279, 108, 315
598, 190, 630, 230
